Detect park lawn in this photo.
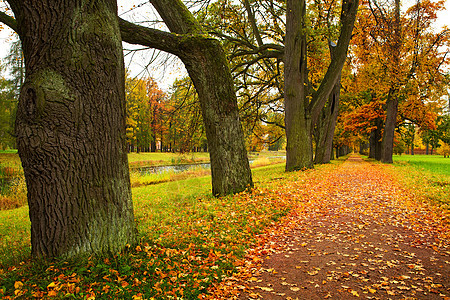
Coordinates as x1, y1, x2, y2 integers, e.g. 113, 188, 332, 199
393, 154, 450, 176
0, 157, 347, 299
384, 155, 450, 209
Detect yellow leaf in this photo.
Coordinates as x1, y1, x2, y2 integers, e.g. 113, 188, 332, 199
368, 288, 376, 293
14, 281, 23, 290
47, 282, 57, 289
350, 290, 359, 297
258, 286, 273, 291
290, 287, 300, 292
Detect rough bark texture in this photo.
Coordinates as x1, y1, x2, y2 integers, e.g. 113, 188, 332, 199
180, 39, 253, 196
121, 0, 253, 196
284, 0, 358, 171
9, 0, 135, 258
284, 0, 311, 171
314, 80, 340, 164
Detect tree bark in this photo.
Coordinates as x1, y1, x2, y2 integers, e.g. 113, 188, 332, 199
120, 1, 253, 196
8, 0, 135, 258
180, 39, 253, 196
284, 0, 312, 171
369, 118, 383, 160
314, 43, 341, 165
284, 0, 358, 171
381, 90, 398, 163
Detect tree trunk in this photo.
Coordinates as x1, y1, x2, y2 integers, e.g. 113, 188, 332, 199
284, 0, 358, 171
284, 0, 312, 171
10, 0, 135, 258
381, 91, 398, 163
180, 39, 253, 195
314, 76, 340, 164
120, 0, 253, 196
369, 118, 383, 160
150, 0, 252, 196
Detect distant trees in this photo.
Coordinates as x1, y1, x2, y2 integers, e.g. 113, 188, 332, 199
0, 37, 23, 149
340, 0, 449, 160
125, 75, 167, 153
0, 67, 15, 149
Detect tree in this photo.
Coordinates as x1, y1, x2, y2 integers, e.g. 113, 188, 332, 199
1, 0, 136, 258
119, 0, 253, 196
353, 0, 449, 163
284, 0, 358, 170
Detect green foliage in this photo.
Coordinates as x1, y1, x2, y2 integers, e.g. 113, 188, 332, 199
437, 115, 450, 145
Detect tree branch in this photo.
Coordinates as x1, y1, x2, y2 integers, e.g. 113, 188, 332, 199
309, 0, 359, 129
0, 11, 18, 33
119, 18, 187, 57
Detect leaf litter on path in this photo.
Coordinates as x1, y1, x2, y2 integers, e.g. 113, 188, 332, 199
207, 155, 449, 299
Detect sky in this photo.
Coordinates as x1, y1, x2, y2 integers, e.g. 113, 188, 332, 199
0, 0, 449, 91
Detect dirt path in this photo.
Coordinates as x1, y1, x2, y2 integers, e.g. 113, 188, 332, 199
217, 155, 450, 299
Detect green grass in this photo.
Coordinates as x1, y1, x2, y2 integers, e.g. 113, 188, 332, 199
393, 154, 450, 176
383, 155, 450, 209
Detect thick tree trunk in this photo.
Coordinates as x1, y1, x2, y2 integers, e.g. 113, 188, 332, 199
180, 39, 253, 195
10, 0, 135, 258
284, 0, 312, 171
314, 77, 340, 164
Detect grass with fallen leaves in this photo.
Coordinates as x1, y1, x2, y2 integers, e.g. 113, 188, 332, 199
386, 155, 450, 209
0, 155, 347, 299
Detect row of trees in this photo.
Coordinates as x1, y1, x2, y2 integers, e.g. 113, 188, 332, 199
0, 0, 447, 259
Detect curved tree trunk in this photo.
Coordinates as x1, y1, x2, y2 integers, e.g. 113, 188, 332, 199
180, 39, 253, 196
9, 0, 135, 258
120, 0, 253, 196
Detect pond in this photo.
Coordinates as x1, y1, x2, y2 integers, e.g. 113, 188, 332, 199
134, 163, 212, 175
132, 156, 286, 175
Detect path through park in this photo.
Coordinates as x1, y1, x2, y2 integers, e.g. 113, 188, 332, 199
210, 155, 450, 299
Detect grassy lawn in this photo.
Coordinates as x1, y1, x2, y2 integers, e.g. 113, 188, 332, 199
393, 154, 450, 176
0, 155, 348, 299
383, 155, 450, 209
